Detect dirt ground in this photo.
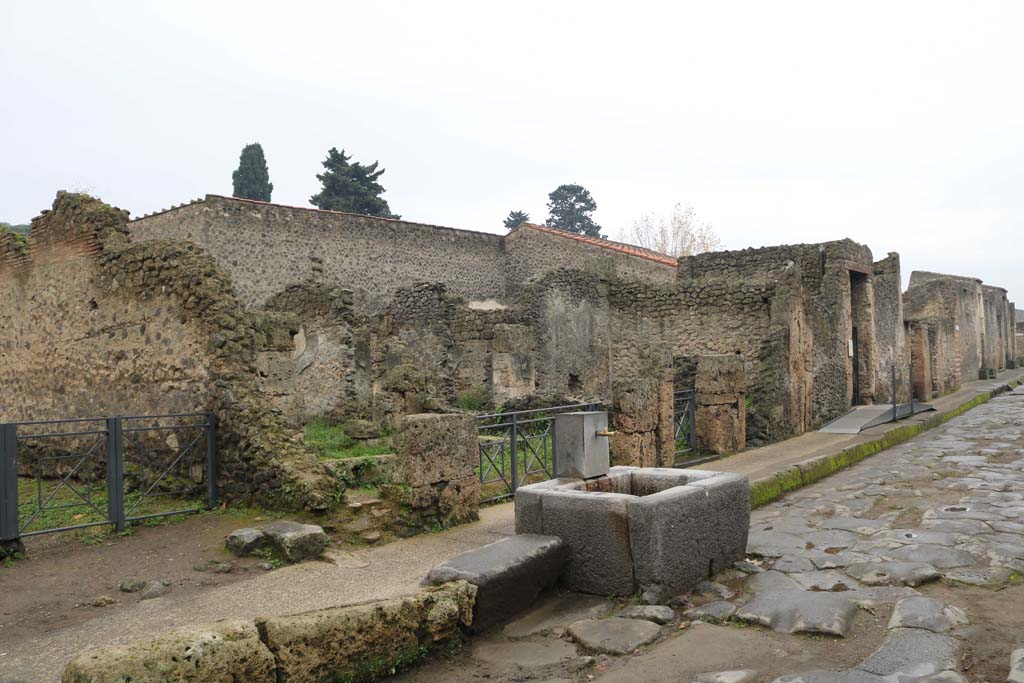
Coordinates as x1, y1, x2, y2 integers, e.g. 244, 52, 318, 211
0, 511, 269, 656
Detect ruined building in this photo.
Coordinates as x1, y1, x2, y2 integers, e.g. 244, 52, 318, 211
1, 192, 1016, 500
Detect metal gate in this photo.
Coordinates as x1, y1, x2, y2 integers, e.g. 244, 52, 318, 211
673, 389, 697, 463
476, 402, 600, 503
0, 412, 217, 543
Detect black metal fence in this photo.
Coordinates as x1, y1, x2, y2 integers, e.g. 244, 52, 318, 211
0, 412, 217, 542
673, 389, 697, 463
476, 402, 601, 503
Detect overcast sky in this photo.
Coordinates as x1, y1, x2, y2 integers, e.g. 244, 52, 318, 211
3, 1, 1022, 299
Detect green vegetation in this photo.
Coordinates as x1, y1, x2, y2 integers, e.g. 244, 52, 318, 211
546, 183, 602, 237
310, 147, 398, 218
14, 476, 203, 544
231, 142, 274, 201
305, 419, 393, 459
455, 390, 486, 412
503, 210, 530, 230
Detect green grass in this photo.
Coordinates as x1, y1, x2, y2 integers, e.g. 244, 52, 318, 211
455, 390, 486, 412
305, 419, 393, 460
14, 476, 204, 542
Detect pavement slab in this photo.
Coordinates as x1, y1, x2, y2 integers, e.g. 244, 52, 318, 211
568, 617, 662, 655
856, 628, 961, 679
844, 561, 941, 587
887, 596, 968, 633
735, 590, 859, 637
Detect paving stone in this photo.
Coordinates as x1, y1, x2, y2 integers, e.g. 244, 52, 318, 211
942, 566, 1015, 587
856, 627, 960, 679
745, 570, 803, 593
788, 570, 860, 592
139, 580, 168, 600
747, 531, 807, 558
985, 542, 1024, 570
876, 529, 965, 547
619, 605, 675, 624
1008, 648, 1024, 683
733, 560, 765, 574
568, 617, 661, 655
425, 534, 569, 633
773, 556, 817, 573
811, 552, 870, 570
818, 517, 888, 535
692, 670, 757, 683
803, 530, 861, 552
885, 544, 978, 569
260, 521, 329, 562
845, 561, 941, 587
735, 590, 859, 637
920, 519, 993, 535
887, 596, 968, 633
683, 601, 737, 623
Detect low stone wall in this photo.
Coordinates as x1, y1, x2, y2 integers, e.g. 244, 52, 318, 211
384, 413, 480, 528
62, 582, 476, 683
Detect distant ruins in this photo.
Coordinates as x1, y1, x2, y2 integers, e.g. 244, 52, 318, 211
0, 192, 1016, 505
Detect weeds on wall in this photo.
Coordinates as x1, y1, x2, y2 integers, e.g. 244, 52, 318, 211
304, 419, 393, 460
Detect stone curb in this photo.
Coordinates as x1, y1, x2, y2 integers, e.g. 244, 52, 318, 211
749, 377, 1024, 509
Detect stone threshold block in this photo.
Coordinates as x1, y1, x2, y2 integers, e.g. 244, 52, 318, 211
425, 534, 569, 633
516, 467, 750, 601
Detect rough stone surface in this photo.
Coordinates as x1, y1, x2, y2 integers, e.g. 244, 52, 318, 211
62, 620, 276, 683
856, 627, 960, 679
424, 534, 569, 632
844, 562, 941, 587
225, 527, 268, 556
735, 590, 859, 637
1008, 648, 1024, 683
628, 471, 750, 602
683, 601, 737, 623
618, 605, 675, 625
138, 580, 168, 601
887, 596, 968, 633
568, 617, 662, 655
258, 581, 476, 683
260, 520, 329, 562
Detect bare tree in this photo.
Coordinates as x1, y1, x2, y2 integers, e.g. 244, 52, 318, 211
627, 203, 722, 257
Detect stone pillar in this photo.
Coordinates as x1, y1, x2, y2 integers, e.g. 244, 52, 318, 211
608, 378, 659, 467
388, 413, 480, 527
909, 322, 933, 400
695, 355, 746, 456
491, 324, 536, 404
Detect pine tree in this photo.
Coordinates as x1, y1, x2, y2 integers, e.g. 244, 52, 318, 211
231, 143, 273, 202
503, 210, 530, 230
309, 148, 397, 217
546, 184, 602, 237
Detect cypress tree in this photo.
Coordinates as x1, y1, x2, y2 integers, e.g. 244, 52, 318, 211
231, 143, 274, 202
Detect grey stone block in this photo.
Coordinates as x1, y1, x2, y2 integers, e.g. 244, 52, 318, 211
225, 527, 267, 556
260, 521, 329, 562
856, 628, 960, 678
541, 490, 635, 596
424, 534, 569, 633
630, 468, 692, 496
513, 477, 580, 534
628, 472, 750, 602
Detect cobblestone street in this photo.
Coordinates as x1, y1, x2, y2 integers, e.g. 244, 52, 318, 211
397, 387, 1024, 683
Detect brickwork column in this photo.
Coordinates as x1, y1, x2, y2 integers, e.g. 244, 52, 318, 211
695, 355, 747, 456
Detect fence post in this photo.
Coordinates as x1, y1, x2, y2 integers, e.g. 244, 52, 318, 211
510, 413, 519, 493
550, 414, 558, 479
106, 417, 125, 533
205, 412, 218, 509
891, 365, 897, 422
0, 424, 19, 542
688, 392, 697, 451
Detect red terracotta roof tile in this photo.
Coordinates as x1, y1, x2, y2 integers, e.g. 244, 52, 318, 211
518, 223, 677, 267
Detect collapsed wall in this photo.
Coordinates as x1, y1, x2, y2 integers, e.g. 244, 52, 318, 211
0, 193, 338, 510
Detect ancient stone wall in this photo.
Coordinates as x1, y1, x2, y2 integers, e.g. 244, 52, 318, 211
129, 195, 509, 312
504, 224, 676, 293
694, 354, 747, 455
0, 193, 337, 510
